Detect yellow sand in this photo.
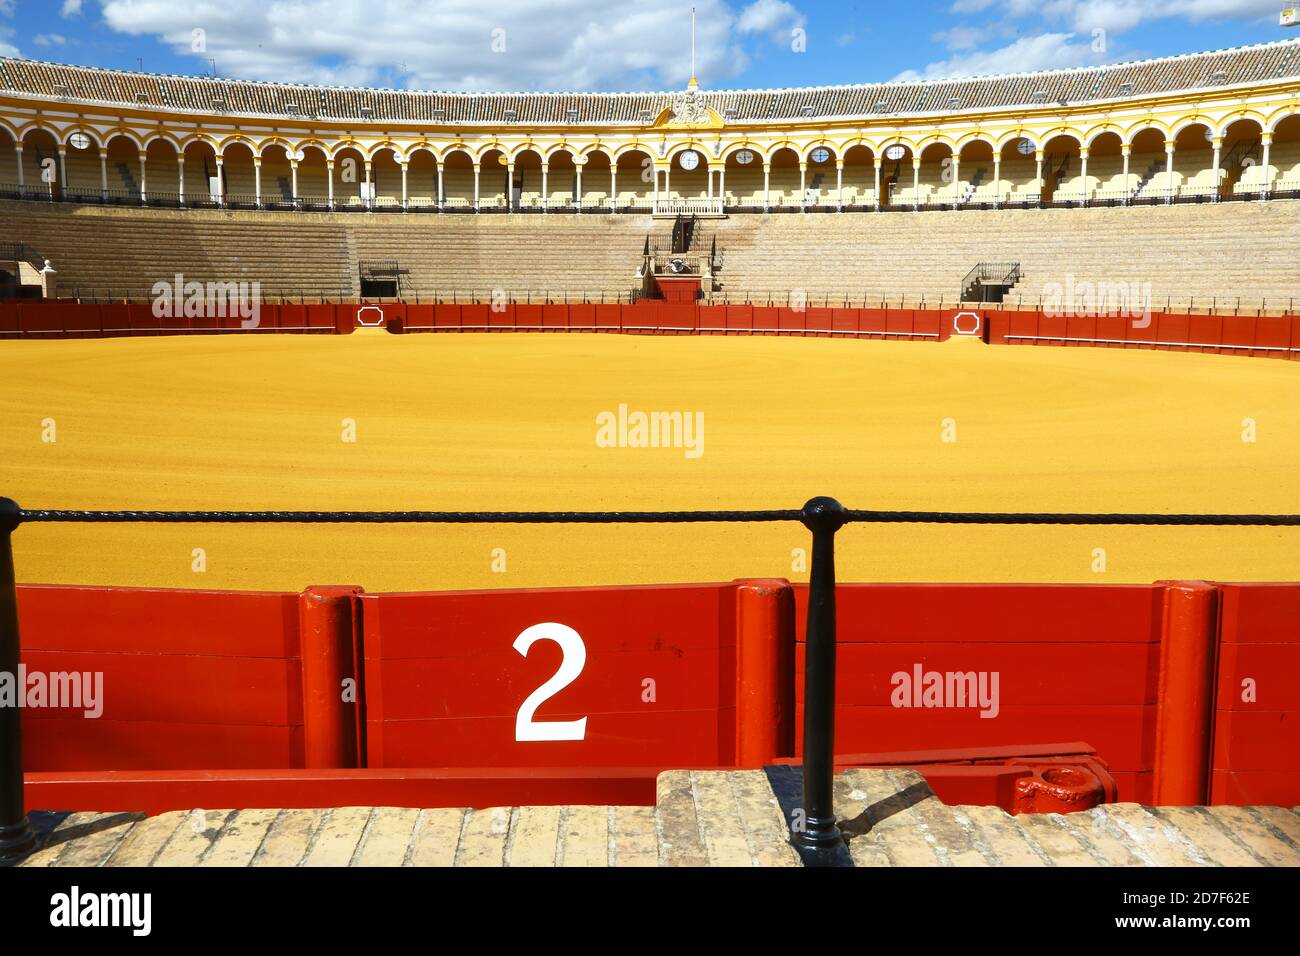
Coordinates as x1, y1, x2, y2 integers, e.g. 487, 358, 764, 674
1, 332, 1297, 591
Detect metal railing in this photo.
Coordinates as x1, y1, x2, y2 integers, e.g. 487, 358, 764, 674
960, 261, 1022, 301
2, 182, 1296, 216
1, 494, 1298, 864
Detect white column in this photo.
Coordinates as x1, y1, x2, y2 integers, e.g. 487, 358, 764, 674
799, 162, 807, 212
1211, 137, 1222, 202
718, 166, 726, 209
215, 156, 225, 206
609, 163, 617, 212
326, 160, 335, 209
1078, 148, 1089, 206
706, 165, 713, 200
836, 161, 843, 211
504, 162, 512, 213
873, 159, 881, 211
575, 162, 583, 212
1261, 133, 1273, 197
99, 152, 107, 200
57, 147, 67, 198
1035, 150, 1044, 205
15, 144, 23, 192
473, 163, 480, 211
912, 159, 920, 211
763, 162, 770, 212
1121, 145, 1131, 204
541, 162, 549, 213
993, 155, 1001, 208
435, 160, 443, 210
664, 164, 671, 199
253, 158, 262, 208
401, 161, 409, 210
289, 160, 297, 207
1164, 140, 1175, 203
364, 159, 373, 209
138, 152, 147, 205
951, 156, 961, 208
178, 154, 186, 206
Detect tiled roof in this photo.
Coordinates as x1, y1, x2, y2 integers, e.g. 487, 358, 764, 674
2, 40, 1298, 125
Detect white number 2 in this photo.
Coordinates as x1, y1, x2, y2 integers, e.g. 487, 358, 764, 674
513, 622, 588, 742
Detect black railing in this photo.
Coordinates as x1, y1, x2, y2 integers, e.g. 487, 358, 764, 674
960, 261, 1021, 302
3, 183, 1298, 216
1, 495, 1299, 865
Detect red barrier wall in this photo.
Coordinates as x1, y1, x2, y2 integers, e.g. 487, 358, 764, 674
1211, 584, 1300, 806
986, 309, 1300, 360
359, 581, 791, 771
2, 302, 1298, 360
13, 577, 1300, 810
792, 583, 1164, 803
17, 584, 307, 771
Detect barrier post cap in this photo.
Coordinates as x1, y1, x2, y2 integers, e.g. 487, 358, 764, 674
801, 496, 847, 534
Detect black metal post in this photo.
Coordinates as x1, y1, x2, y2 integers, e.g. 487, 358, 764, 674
792, 496, 847, 849
0, 498, 35, 864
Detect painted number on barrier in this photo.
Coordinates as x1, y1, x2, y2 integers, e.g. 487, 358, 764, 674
513, 622, 588, 742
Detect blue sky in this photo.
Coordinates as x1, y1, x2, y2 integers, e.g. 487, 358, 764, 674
4, 0, 1295, 91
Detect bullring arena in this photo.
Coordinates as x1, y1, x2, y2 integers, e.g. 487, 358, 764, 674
2, 38, 1300, 873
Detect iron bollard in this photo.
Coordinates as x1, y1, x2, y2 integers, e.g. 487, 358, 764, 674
792, 496, 847, 849
0, 498, 35, 863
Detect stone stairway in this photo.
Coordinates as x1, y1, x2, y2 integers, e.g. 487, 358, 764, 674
18, 768, 1300, 867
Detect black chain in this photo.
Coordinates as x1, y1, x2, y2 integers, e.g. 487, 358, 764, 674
14, 508, 1300, 526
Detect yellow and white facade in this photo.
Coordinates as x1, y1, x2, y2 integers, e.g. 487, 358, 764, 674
2, 40, 1300, 214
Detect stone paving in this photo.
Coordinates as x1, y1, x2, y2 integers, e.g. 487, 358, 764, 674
17, 768, 1300, 867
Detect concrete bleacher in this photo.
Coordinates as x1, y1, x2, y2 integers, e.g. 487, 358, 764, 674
6, 196, 1298, 309
708, 200, 1300, 309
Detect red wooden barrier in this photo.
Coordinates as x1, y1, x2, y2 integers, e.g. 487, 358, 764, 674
1212, 583, 1300, 806
11, 577, 1300, 810
359, 581, 791, 771
792, 583, 1163, 803
17, 584, 305, 771
2, 302, 1297, 359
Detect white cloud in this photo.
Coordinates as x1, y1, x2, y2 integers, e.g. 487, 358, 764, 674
33, 33, 68, 47
736, 0, 805, 41
953, 0, 1280, 34
933, 24, 999, 51
97, 0, 778, 91
893, 32, 1104, 81
61, 0, 84, 16
0, 0, 16, 57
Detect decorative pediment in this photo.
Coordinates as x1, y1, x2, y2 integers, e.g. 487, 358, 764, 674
651, 89, 724, 130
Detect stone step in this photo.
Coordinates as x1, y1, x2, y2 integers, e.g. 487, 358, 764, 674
18, 768, 1300, 867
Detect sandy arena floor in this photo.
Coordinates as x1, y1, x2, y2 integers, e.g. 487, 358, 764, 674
1, 332, 1297, 591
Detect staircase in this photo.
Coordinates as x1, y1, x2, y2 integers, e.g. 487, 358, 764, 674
1221, 140, 1262, 196
961, 168, 987, 204
1132, 159, 1165, 200
960, 261, 1023, 303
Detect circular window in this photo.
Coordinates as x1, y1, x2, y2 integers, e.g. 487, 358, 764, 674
734, 149, 755, 165
678, 150, 700, 170
68, 132, 92, 150
1016, 137, 1036, 155
884, 145, 906, 161
811, 147, 830, 164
